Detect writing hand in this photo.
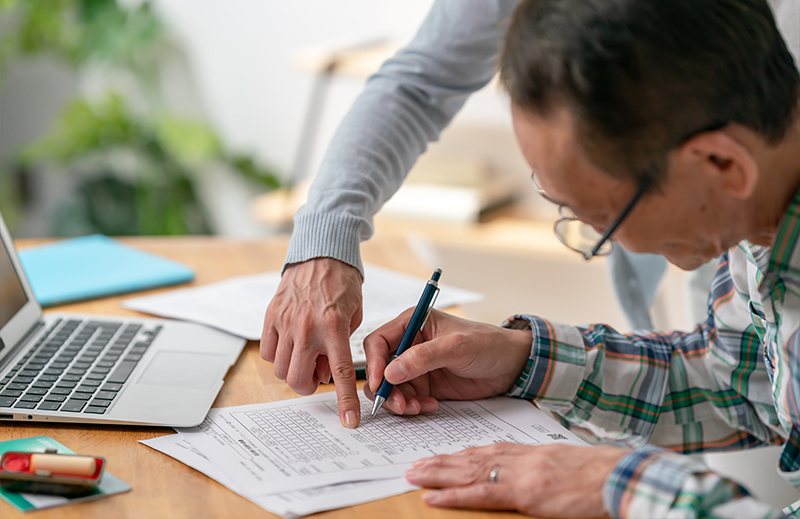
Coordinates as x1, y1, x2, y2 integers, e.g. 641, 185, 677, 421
363, 309, 532, 415
260, 258, 364, 428
406, 443, 626, 518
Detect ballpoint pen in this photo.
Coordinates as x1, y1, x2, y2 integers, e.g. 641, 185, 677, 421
371, 268, 441, 417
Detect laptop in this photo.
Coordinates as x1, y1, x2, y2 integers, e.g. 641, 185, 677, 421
0, 211, 246, 427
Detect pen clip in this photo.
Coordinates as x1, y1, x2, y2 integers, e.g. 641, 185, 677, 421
420, 286, 439, 331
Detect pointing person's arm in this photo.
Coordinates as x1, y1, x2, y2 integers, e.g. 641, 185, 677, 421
260, 0, 519, 428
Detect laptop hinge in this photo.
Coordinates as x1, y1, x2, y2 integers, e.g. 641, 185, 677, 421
0, 320, 45, 374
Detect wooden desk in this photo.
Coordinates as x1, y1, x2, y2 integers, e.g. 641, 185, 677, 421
1, 235, 521, 519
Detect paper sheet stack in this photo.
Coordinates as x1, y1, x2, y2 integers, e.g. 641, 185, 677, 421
141, 392, 587, 517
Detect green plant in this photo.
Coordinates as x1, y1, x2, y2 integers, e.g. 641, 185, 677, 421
0, 0, 280, 236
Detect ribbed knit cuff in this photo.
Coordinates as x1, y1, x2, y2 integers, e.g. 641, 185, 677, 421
284, 212, 365, 277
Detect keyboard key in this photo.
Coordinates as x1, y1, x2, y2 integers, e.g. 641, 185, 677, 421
26, 388, 48, 395
91, 367, 111, 374
75, 385, 97, 393
86, 372, 106, 380
66, 369, 87, 376
107, 361, 137, 384
44, 395, 67, 403
14, 401, 37, 409
12, 376, 34, 384
51, 387, 72, 395
70, 393, 92, 401
101, 383, 123, 392
55, 381, 77, 389
62, 399, 87, 412
62, 374, 82, 382
20, 394, 43, 402
88, 399, 110, 407
80, 379, 101, 387
0, 390, 23, 398
8, 383, 28, 391
38, 375, 59, 382
84, 406, 106, 414
125, 354, 143, 362
95, 391, 117, 401
44, 368, 64, 376
32, 380, 54, 389
0, 396, 16, 407
73, 362, 92, 370
38, 402, 61, 411
97, 361, 116, 368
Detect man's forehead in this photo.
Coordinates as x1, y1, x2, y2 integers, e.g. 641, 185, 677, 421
512, 106, 588, 189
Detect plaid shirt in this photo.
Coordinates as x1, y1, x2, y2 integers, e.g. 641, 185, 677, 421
506, 189, 800, 518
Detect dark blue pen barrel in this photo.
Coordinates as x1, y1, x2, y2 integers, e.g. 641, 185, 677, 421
374, 270, 441, 402
376, 377, 394, 398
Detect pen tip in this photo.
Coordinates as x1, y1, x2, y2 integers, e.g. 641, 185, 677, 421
371, 396, 384, 417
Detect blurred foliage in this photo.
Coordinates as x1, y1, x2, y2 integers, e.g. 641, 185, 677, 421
0, 0, 280, 236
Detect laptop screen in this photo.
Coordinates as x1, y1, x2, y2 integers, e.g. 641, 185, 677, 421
0, 233, 28, 331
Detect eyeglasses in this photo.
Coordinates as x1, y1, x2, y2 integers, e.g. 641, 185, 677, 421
531, 173, 652, 260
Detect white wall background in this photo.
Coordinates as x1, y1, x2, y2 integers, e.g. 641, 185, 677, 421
149, 0, 515, 186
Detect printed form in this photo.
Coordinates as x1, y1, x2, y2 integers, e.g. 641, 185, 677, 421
176, 392, 587, 495
141, 435, 417, 518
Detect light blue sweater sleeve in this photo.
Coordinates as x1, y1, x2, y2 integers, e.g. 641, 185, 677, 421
285, 0, 520, 276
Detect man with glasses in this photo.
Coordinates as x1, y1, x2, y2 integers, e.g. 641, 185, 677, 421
360, 0, 800, 517
531, 172, 652, 260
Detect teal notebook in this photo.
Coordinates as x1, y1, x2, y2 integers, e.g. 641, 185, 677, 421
0, 436, 131, 512
18, 235, 195, 307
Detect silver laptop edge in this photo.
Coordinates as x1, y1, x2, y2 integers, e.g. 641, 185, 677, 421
0, 212, 246, 427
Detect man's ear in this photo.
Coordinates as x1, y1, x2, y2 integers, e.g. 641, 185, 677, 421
675, 131, 759, 199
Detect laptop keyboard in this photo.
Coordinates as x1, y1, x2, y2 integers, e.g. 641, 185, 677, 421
0, 318, 161, 415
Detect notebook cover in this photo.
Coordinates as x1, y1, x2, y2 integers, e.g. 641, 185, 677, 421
18, 235, 195, 307
0, 436, 131, 512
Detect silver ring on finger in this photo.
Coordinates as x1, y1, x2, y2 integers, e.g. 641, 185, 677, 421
489, 466, 500, 484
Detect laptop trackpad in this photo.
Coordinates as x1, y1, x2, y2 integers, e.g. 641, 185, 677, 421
137, 351, 225, 389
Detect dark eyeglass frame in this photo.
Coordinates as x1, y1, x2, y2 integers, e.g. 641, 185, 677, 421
530, 121, 727, 260
531, 173, 653, 260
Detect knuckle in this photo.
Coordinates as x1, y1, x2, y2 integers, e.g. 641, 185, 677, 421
466, 465, 483, 484
286, 373, 314, 394
331, 361, 356, 382
486, 443, 512, 456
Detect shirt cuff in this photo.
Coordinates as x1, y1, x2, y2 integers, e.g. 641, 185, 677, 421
502, 315, 586, 413
285, 212, 365, 276
604, 446, 776, 519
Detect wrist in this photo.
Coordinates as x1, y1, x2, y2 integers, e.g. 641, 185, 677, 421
502, 315, 586, 409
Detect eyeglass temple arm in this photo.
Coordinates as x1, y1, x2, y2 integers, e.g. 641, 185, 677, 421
587, 176, 653, 258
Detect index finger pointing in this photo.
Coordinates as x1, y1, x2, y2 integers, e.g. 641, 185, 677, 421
327, 328, 361, 429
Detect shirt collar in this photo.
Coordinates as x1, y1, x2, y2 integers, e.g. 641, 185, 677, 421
768, 186, 800, 275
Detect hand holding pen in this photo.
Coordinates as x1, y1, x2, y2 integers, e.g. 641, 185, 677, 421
370, 269, 441, 416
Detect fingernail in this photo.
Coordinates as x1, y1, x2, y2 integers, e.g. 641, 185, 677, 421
343, 410, 358, 429
412, 459, 429, 468
422, 491, 442, 505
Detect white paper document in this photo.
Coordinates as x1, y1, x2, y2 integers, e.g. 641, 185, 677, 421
176, 392, 587, 496
140, 434, 417, 518
122, 264, 483, 348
